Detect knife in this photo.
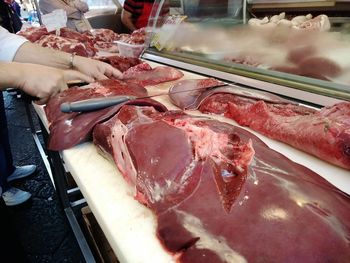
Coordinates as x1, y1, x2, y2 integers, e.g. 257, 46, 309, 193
60, 83, 295, 113
60, 84, 228, 113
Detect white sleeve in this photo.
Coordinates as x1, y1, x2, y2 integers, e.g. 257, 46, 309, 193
0, 26, 28, 62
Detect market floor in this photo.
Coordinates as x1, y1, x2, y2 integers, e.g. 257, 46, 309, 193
1, 91, 84, 262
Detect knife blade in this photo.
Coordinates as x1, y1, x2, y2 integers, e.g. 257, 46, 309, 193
60, 84, 228, 113
60, 82, 295, 113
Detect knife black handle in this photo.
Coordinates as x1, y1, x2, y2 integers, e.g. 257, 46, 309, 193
60, 96, 134, 113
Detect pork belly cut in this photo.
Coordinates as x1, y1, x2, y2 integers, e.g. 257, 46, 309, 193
93, 104, 350, 262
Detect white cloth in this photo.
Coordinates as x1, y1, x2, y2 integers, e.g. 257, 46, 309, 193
0, 26, 28, 62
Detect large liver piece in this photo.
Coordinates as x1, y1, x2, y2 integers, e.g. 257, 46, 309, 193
93, 105, 350, 263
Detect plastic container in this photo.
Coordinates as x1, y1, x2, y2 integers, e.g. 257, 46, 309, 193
115, 41, 145, 58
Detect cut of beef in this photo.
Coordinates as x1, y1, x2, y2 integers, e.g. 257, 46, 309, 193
169, 78, 350, 169
45, 79, 151, 150
95, 55, 142, 72
169, 78, 293, 110
94, 41, 119, 53
88, 28, 119, 43
16, 26, 49, 42
35, 34, 97, 57
122, 63, 184, 86
58, 27, 93, 44
93, 105, 350, 263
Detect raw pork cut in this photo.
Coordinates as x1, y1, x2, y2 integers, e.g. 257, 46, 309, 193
93, 104, 350, 262
122, 63, 184, 86
45, 79, 152, 151
169, 78, 350, 169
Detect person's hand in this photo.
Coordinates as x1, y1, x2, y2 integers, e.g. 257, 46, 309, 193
73, 56, 122, 80
16, 63, 94, 105
73, 0, 89, 13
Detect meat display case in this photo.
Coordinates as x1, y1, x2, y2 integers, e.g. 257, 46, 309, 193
29, 1, 350, 262
143, 0, 350, 107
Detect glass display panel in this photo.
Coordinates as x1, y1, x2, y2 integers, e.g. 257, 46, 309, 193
146, 0, 350, 101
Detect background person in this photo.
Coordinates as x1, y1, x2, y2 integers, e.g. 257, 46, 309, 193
39, 0, 91, 32
121, 0, 155, 32
0, 0, 23, 33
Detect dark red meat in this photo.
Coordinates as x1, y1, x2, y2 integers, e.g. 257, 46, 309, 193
16, 26, 49, 42
93, 105, 350, 262
88, 28, 119, 43
93, 41, 118, 53
122, 63, 184, 86
169, 78, 292, 110
95, 55, 142, 72
200, 93, 350, 169
58, 27, 93, 44
35, 34, 97, 57
169, 78, 350, 169
45, 79, 150, 150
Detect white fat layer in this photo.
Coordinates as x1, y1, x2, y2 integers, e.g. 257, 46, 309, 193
111, 119, 137, 185
170, 119, 230, 162
178, 210, 247, 263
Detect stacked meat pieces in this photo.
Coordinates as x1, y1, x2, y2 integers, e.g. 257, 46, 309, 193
17, 26, 147, 57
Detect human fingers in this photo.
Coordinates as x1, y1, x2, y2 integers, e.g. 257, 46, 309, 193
93, 71, 108, 81
64, 70, 95, 83
35, 81, 68, 105
104, 64, 122, 79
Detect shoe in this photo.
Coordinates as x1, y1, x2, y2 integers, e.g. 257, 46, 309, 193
2, 187, 32, 206
7, 165, 36, 183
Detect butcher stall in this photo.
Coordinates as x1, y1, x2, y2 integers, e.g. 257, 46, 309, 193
22, 0, 350, 262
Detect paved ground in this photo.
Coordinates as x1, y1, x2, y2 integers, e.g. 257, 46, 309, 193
1, 91, 84, 262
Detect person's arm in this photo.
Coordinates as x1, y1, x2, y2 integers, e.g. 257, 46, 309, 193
13, 42, 122, 80
0, 62, 93, 104
39, 0, 81, 19
121, 9, 137, 32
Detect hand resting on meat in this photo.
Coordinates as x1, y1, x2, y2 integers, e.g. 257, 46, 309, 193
14, 42, 123, 80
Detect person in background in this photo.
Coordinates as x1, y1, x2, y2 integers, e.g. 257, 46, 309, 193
121, 0, 155, 32
0, 26, 122, 206
0, 0, 22, 32
39, 0, 91, 32
11, 0, 21, 17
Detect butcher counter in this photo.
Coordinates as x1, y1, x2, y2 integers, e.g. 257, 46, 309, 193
32, 61, 350, 263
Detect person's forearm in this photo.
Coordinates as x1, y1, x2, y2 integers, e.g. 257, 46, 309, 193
0, 62, 20, 89
121, 10, 137, 32
13, 42, 72, 69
